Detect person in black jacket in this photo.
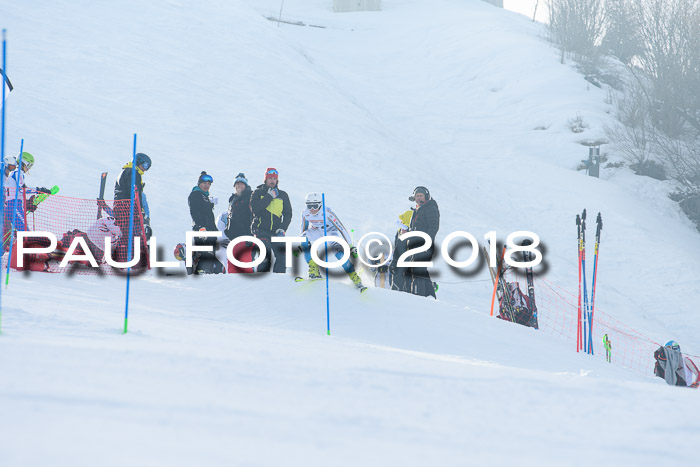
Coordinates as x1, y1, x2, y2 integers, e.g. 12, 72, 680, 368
406, 186, 439, 298
112, 152, 151, 266
224, 172, 253, 240
250, 168, 292, 273
188, 171, 223, 274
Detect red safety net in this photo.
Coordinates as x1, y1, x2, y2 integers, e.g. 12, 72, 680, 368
3, 192, 149, 275
502, 267, 699, 379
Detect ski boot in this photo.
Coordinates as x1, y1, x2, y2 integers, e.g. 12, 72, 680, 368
308, 259, 322, 280
348, 271, 367, 293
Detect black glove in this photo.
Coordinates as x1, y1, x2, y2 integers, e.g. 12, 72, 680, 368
144, 217, 152, 240
37, 187, 51, 194
26, 196, 38, 213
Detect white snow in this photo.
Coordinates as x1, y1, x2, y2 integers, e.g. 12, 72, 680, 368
1, 0, 699, 465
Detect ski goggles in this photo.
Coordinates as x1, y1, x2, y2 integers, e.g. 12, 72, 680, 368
199, 174, 213, 184
265, 168, 279, 179
306, 202, 321, 211
22, 161, 33, 171
141, 160, 151, 171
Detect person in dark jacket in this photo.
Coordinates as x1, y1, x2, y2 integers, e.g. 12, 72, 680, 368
406, 186, 439, 298
188, 171, 223, 274
250, 168, 292, 273
224, 172, 253, 240
112, 152, 151, 266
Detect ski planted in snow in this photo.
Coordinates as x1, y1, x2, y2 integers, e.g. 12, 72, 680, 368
521, 239, 539, 329
97, 172, 110, 219
487, 241, 517, 323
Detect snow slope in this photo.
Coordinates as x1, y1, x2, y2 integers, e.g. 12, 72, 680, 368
1, 0, 699, 465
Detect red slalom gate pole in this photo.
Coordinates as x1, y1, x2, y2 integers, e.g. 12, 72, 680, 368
576, 214, 583, 352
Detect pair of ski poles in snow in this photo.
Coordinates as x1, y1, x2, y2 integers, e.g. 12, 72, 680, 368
577, 210, 603, 355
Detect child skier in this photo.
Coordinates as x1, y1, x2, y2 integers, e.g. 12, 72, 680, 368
298, 192, 365, 291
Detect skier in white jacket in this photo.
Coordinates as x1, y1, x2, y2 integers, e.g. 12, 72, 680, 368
299, 192, 364, 290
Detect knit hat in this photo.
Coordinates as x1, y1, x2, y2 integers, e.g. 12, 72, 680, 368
264, 167, 279, 180
198, 171, 213, 184
233, 172, 249, 187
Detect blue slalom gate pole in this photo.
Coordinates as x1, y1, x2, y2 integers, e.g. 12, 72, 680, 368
5, 139, 23, 288
123, 134, 137, 334
322, 193, 330, 336
0, 29, 7, 332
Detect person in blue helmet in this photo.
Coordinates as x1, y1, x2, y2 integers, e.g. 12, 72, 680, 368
654, 341, 699, 388
113, 152, 151, 265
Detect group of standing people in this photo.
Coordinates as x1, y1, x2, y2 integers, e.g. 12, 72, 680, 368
3, 150, 442, 298
186, 167, 292, 275
184, 166, 441, 298
184, 167, 365, 290
0, 147, 442, 298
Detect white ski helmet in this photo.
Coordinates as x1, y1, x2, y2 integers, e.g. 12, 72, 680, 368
4, 155, 17, 167
305, 192, 322, 210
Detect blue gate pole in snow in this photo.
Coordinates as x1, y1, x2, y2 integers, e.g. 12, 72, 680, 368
588, 213, 602, 355
123, 134, 137, 334
322, 193, 330, 336
5, 139, 23, 288
0, 29, 7, 332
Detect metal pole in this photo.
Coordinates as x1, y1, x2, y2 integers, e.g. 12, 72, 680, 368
124, 134, 137, 334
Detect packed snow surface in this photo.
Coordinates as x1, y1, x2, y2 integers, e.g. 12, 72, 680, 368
1, 0, 699, 465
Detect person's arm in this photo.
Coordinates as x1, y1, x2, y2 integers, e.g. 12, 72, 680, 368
280, 191, 293, 232
250, 188, 272, 217
327, 208, 351, 244
188, 192, 208, 229
424, 205, 440, 241
300, 210, 309, 236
